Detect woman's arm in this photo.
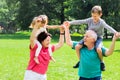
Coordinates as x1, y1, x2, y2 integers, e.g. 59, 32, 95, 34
54, 27, 64, 51
30, 22, 41, 48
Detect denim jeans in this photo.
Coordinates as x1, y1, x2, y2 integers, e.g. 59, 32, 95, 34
79, 76, 102, 80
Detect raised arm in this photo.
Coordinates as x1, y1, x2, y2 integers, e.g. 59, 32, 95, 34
64, 21, 73, 47
69, 18, 89, 25
54, 27, 64, 51
30, 21, 41, 48
105, 33, 120, 56
102, 21, 117, 34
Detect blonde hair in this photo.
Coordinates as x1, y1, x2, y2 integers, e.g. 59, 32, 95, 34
29, 15, 48, 28
91, 5, 102, 14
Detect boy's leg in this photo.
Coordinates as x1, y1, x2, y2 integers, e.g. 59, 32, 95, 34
73, 44, 82, 68
95, 37, 105, 71
73, 39, 84, 68
75, 44, 82, 59
96, 48, 105, 71
73, 61, 80, 68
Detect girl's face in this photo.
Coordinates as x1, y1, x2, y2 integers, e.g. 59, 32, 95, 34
36, 17, 46, 27
41, 36, 51, 48
91, 12, 102, 23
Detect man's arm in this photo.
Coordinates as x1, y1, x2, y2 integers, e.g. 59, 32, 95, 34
64, 22, 73, 47
105, 34, 120, 56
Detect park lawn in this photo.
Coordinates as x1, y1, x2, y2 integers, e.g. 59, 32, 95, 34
0, 33, 120, 80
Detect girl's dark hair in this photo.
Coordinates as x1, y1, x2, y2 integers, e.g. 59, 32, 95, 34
37, 31, 52, 43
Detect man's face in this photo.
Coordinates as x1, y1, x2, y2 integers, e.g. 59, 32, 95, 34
83, 31, 95, 45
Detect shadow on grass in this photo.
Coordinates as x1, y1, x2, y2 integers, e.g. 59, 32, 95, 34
0, 33, 30, 40
114, 50, 120, 52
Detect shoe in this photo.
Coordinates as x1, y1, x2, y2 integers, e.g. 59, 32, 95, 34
73, 61, 80, 68
101, 62, 105, 71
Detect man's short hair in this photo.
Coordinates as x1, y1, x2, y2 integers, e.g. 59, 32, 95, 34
86, 30, 97, 41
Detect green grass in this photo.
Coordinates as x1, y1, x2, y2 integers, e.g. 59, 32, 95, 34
0, 32, 120, 80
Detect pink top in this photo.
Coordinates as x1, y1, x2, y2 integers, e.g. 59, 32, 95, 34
27, 44, 55, 74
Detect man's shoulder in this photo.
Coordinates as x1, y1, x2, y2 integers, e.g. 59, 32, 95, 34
101, 47, 107, 57
72, 41, 79, 49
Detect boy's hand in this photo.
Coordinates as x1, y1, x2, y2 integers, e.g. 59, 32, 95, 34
115, 32, 120, 37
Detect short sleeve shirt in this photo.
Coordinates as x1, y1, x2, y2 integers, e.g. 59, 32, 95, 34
27, 44, 55, 74
72, 41, 106, 78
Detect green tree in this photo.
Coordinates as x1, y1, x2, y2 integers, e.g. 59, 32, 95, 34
0, 0, 20, 33
64, 0, 120, 38
16, 0, 67, 30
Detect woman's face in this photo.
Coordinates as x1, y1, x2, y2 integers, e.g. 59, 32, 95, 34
41, 36, 51, 47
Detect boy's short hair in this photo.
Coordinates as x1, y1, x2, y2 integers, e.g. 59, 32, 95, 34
91, 5, 102, 14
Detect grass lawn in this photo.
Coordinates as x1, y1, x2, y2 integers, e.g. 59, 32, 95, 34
0, 32, 120, 80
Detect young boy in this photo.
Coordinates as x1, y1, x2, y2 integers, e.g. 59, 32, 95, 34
30, 15, 62, 64
64, 5, 118, 71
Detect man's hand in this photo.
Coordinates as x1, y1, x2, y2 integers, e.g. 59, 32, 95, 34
113, 32, 120, 41
63, 21, 70, 29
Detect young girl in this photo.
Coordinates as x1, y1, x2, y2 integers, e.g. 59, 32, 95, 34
30, 15, 61, 64
64, 5, 119, 71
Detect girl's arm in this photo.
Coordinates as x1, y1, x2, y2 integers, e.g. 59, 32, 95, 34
46, 25, 62, 29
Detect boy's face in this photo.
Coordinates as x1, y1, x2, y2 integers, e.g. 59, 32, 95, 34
91, 12, 102, 23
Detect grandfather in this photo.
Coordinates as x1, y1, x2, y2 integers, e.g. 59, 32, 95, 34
64, 25, 120, 80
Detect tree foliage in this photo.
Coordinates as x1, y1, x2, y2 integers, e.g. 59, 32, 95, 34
0, 0, 120, 34
0, 0, 19, 33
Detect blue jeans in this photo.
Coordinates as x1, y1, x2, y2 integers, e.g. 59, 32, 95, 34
79, 76, 102, 80
95, 37, 102, 49
78, 37, 102, 49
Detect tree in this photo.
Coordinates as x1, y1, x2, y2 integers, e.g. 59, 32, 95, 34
0, 0, 20, 33
64, 0, 120, 38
